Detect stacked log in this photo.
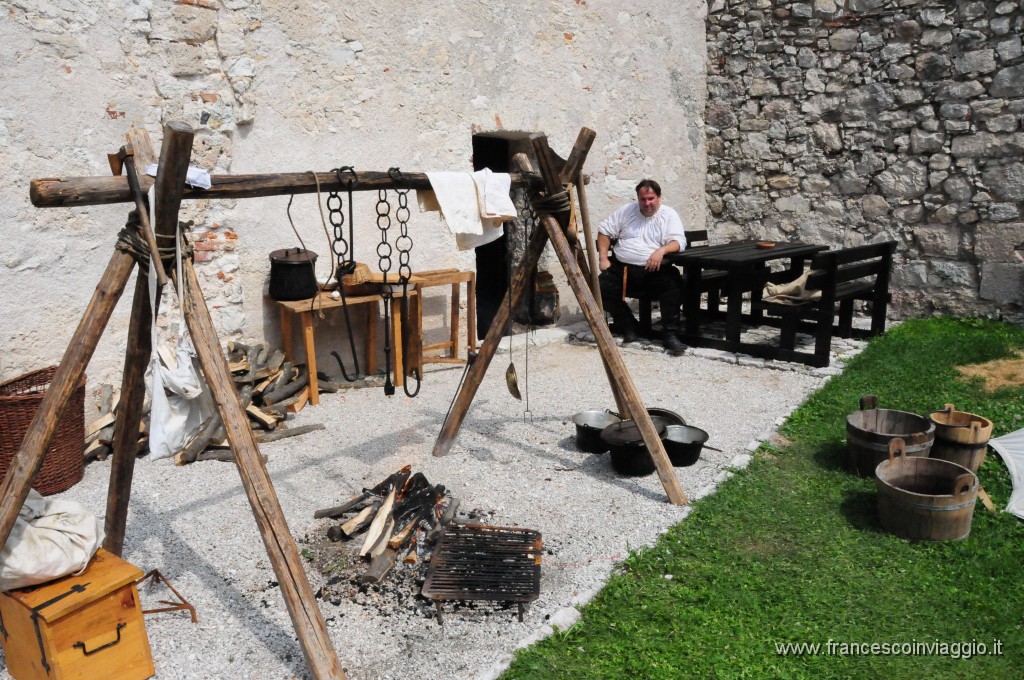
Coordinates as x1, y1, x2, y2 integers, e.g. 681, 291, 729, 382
313, 466, 460, 585
84, 341, 325, 465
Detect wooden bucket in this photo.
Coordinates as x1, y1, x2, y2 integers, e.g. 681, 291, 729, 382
875, 439, 978, 541
928, 404, 993, 474
846, 395, 935, 477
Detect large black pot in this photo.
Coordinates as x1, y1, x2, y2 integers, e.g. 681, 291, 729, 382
269, 248, 319, 301
610, 407, 687, 427
572, 410, 621, 453
663, 425, 708, 467
601, 417, 669, 477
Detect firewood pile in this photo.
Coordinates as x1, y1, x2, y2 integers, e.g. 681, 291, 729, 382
84, 341, 331, 465
311, 465, 460, 587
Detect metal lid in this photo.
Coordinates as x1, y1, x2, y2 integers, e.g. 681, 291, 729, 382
269, 247, 318, 264
600, 417, 668, 446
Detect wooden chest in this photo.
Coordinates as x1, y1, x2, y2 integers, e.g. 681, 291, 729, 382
0, 549, 154, 680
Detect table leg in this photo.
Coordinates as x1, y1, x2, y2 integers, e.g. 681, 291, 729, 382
300, 311, 319, 405
467, 273, 477, 354
391, 296, 404, 388
683, 262, 701, 336
279, 308, 294, 363
366, 302, 378, 376
449, 282, 460, 359
726, 274, 744, 344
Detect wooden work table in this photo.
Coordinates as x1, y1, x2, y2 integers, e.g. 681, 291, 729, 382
276, 288, 418, 405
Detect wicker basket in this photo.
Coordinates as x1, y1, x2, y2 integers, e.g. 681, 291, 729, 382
0, 367, 85, 496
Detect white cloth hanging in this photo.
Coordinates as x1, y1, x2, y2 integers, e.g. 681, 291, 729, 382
419, 170, 516, 250
988, 427, 1024, 519
146, 186, 215, 460
0, 489, 103, 592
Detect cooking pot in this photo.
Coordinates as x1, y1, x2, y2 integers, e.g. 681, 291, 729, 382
601, 417, 669, 477
572, 410, 622, 453
269, 248, 319, 301
663, 425, 708, 467
610, 407, 686, 427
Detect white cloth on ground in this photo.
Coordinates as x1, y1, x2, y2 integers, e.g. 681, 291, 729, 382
419, 170, 516, 250
0, 489, 103, 592
144, 163, 212, 190
988, 427, 1024, 519
597, 203, 686, 266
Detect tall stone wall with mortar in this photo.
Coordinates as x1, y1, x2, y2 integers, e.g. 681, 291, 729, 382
0, 1, 707, 387
706, 0, 1024, 321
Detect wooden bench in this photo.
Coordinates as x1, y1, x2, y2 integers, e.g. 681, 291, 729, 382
758, 241, 897, 367
636, 230, 728, 337
411, 269, 477, 365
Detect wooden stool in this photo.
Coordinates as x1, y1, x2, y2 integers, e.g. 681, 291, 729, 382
276, 288, 416, 405
412, 269, 477, 365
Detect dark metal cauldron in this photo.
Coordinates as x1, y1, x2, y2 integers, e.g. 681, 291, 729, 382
601, 417, 669, 477
572, 411, 621, 453
663, 425, 708, 467
269, 248, 319, 301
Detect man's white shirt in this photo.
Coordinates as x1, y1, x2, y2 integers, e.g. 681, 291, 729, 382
598, 203, 686, 266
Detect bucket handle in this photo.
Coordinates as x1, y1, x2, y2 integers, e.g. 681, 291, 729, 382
887, 437, 906, 464
860, 394, 878, 411
970, 421, 982, 436
952, 472, 975, 499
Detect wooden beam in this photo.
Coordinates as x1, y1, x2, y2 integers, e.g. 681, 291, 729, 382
30, 169, 543, 209
154, 123, 343, 679
0, 248, 137, 551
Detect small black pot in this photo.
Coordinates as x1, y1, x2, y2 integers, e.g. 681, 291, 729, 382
663, 425, 708, 467
269, 248, 319, 301
572, 411, 621, 453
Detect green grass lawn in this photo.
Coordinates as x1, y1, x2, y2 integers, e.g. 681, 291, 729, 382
503, 317, 1024, 679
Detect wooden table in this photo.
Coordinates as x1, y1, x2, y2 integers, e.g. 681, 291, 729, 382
668, 241, 829, 358
276, 289, 417, 405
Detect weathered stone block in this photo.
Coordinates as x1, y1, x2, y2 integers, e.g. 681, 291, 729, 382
861, 194, 889, 219
991, 65, 1024, 98
916, 52, 951, 81
830, 29, 860, 51
979, 262, 1024, 304
939, 103, 969, 120
970, 99, 1006, 119
989, 204, 1021, 221
974, 222, 1024, 260
997, 36, 1023, 61
168, 42, 207, 76
936, 80, 985, 100
775, 195, 810, 213
929, 260, 976, 287
920, 9, 947, 27
982, 162, 1024, 202
951, 133, 1024, 157
921, 29, 952, 47
953, 50, 996, 75
150, 5, 218, 43
915, 224, 959, 256
750, 78, 780, 97
986, 115, 1018, 133
944, 176, 973, 201
911, 129, 945, 153
874, 160, 928, 199
894, 205, 924, 223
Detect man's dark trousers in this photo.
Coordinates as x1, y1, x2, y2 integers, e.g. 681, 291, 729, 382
599, 257, 683, 336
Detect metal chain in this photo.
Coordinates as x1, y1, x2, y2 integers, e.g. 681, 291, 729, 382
375, 185, 393, 282
388, 167, 420, 397
328, 166, 357, 280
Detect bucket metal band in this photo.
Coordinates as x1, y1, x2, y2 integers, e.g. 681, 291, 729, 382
894, 498, 977, 512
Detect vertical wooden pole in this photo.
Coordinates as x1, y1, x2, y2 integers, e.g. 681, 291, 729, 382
574, 174, 603, 312
0, 249, 137, 549
105, 128, 158, 555
151, 123, 344, 679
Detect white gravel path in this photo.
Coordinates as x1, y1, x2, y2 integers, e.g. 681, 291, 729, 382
0, 327, 828, 680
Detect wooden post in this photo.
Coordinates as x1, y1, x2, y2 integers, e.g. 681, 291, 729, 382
153, 123, 344, 679
0, 248, 137, 550
104, 128, 158, 555
574, 174, 602, 312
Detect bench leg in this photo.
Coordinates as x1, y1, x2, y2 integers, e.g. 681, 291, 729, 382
870, 294, 889, 336
467, 273, 477, 355
837, 299, 854, 338
449, 282, 460, 359
812, 307, 833, 367
779, 316, 797, 350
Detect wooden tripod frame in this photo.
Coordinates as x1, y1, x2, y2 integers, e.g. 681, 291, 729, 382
0, 123, 685, 680
431, 129, 688, 507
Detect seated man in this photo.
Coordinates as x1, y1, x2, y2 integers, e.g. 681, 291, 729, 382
597, 179, 687, 356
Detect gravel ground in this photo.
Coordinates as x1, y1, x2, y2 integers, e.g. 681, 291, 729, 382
0, 326, 829, 680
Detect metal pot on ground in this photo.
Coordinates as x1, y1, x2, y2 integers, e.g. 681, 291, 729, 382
600, 417, 669, 476
572, 411, 622, 454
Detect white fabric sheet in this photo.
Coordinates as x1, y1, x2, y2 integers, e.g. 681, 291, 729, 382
419, 170, 516, 250
988, 427, 1024, 519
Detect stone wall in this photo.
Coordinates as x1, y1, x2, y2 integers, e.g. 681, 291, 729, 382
0, 0, 707, 385
706, 0, 1024, 321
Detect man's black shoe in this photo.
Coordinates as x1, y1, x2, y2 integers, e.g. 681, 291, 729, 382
620, 328, 640, 344
662, 333, 687, 356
